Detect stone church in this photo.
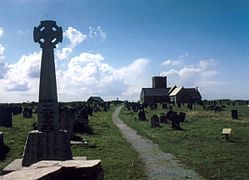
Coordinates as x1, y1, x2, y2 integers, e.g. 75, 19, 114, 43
140, 76, 202, 105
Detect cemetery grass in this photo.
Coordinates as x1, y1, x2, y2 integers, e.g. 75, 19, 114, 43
120, 104, 249, 180
0, 105, 147, 180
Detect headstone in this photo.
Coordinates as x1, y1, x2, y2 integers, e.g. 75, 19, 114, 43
178, 112, 186, 122
231, 110, 238, 120
74, 108, 92, 134
187, 103, 193, 110
22, 20, 72, 166
159, 114, 167, 123
0, 132, 10, 160
166, 109, 173, 121
0, 106, 12, 127
151, 115, 159, 128
177, 103, 181, 108
23, 107, 32, 118
138, 109, 146, 121
171, 112, 181, 130
60, 107, 75, 139
12, 106, 22, 115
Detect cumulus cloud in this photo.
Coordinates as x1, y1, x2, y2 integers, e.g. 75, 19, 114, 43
160, 59, 222, 89
89, 26, 106, 41
3, 51, 41, 93
64, 27, 87, 48
56, 27, 87, 60
56, 53, 149, 101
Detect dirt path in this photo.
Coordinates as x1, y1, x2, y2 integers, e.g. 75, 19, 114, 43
112, 105, 204, 180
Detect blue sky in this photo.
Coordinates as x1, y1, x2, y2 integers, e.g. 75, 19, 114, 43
0, 0, 248, 102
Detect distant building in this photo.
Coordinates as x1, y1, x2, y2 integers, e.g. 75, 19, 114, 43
152, 76, 167, 88
169, 87, 202, 104
140, 76, 170, 104
140, 76, 202, 104
87, 96, 104, 105
140, 88, 170, 104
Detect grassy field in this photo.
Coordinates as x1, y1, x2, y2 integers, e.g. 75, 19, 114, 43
0, 105, 147, 180
120, 103, 249, 179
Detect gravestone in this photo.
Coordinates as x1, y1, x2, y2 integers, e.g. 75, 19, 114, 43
12, 106, 22, 115
0, 106, 12, 128
138, 109, 146, 121
177, 103, 181, 108
0, 132, 10, 160
60, 107, 75, 139
23, 107, 32, 118
178, 112, 186, 122
231, 110, 238, 120
171, 112, 181, 130
160, 113, 167, 123
22, 20, 72, 166
74, 108, 92, 134
151, 115, 160, 128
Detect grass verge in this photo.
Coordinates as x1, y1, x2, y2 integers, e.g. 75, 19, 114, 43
120, 104, 249, 179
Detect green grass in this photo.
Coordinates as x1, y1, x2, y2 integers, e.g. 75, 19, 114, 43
0, 105, 147, 180
120, 104, 249, 180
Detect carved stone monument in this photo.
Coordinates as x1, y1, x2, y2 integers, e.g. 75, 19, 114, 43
22, 20, 72, 166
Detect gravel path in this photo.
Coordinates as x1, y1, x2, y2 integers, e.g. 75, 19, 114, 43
112, 105, 205, 180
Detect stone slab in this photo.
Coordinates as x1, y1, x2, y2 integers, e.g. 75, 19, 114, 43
222, 128, 232, 134
2, 159, 23, 174
3, 166, 62, 180
2, 158, 103, 180
2, 156, 87, 174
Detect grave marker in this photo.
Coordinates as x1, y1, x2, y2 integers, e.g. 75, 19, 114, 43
22, 20, 72, 166
222, 128, 231, 141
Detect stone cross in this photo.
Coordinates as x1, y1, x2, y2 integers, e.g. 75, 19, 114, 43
22, 20, 72, 166
34, 20, 62, 132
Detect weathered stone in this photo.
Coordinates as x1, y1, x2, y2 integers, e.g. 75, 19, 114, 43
231, 110, 238, 120
151, 115, 160, 128
3, 159, 103, 180
60, 107, 74, 139
0, 132, 10, 160
0, 106, 12, 127
22, 130, 72, 166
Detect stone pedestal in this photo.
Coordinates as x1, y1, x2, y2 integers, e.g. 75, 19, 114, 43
22, 130, 72, 166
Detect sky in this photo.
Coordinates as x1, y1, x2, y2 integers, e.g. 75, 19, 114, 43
0, 0, 249, 102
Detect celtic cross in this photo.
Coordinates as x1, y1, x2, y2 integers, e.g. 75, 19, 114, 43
34, 20, 62, 49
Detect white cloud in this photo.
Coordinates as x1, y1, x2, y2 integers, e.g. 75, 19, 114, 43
160, 59, 223, 90
161, 53, 188, 67
56, 53, 149, 101
3, 51, 41, 93
56, 27, 87, 60
0, 27, 3, 37
89, 26, 107, 41
0, 25, 148, 102
56, 47, 72, 60
162, 60, 181, 66
64, 27, 87, 48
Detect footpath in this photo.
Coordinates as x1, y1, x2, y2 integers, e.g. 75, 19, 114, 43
112, 106, 204, 180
